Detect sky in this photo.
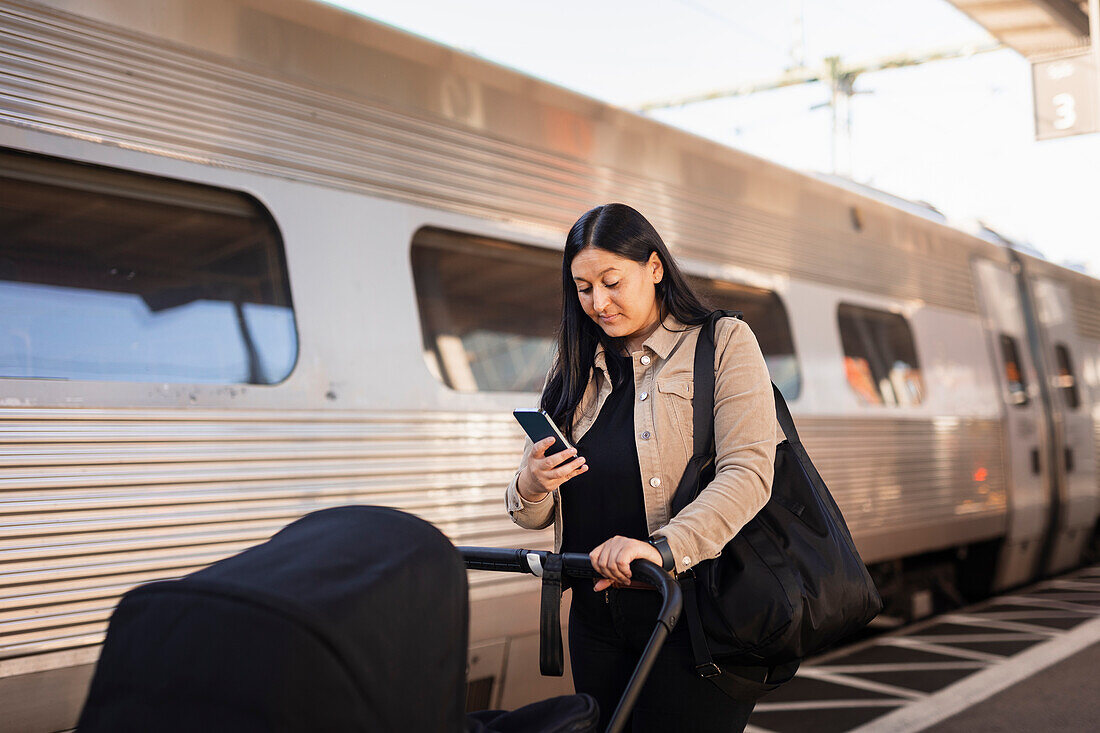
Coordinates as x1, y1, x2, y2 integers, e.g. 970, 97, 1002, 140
323, 0, 1100, 274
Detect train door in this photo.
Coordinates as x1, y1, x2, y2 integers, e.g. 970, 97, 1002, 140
971, 257, 1051, 589
1029, 274, 1098, 572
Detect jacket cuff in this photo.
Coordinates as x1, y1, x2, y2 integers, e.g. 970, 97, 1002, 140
513, 485, 551, 509
505, 470, 554, 527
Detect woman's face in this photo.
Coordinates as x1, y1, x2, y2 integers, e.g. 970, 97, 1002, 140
570, 247, 664, 347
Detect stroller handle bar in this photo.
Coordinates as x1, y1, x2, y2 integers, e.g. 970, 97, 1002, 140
457, 547, 681, 635
459, 547, 682, 733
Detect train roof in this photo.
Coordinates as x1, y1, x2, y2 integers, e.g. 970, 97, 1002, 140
808, 173, 1066, 268
30, 0, 976, 225
808, 172, 950, 225
14, 0, 1099, 309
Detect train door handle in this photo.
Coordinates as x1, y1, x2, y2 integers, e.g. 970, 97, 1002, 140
1031, 448, 1041, 475
1065, 447, 1074, 473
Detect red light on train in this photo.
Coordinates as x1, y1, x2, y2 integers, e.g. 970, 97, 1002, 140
973, 467, 988, 482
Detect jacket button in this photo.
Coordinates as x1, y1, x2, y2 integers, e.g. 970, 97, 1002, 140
649, 476, 661, 488
683, 556, 691, 567
641, 431, 652, 440
639, 391, 649, 401
640, 355, 651, 366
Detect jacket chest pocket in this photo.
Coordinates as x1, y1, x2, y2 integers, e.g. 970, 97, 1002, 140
656, 377, 694, 455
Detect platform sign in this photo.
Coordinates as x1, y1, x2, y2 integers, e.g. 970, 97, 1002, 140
1032, 50, 1098, 140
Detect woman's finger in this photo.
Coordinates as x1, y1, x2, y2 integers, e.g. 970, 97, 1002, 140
618, 542, 639, 582
588, 546, 600, 570
550, 455, 585, 479
595, 543, 611, 577
614, 552, 632, 583
529, 437, 556, 459
592, 544, 612, 580
603, 543, 629, 584
616, 551, 633, 582
540, 448, 577, 472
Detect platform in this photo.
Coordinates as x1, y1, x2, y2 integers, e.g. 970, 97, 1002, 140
746, 564, 1100, 733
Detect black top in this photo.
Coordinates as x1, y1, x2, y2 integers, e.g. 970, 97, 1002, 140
560, 350, 649, 556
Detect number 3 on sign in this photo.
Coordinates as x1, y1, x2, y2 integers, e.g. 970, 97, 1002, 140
1052, 92, 1077, 130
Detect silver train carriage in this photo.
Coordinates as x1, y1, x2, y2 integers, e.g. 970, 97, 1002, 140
1, 0, 1098, 729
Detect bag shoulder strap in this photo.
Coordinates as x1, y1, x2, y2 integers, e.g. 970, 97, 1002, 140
672, 310, 738, 513
772, 383, 800, 445
690, 309, 747, 454
672, 309, 801, 510
688, 310, 726, 458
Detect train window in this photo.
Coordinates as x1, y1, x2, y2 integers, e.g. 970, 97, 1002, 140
837, 303, 924, 406
1053, 343, 1080, 410
688, 278, 801, 399
998, 334, 1029, 407
0, 149, 297, 384
411, 227, 560, 392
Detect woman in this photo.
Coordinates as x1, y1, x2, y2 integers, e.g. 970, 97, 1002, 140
504, 203, 778, 732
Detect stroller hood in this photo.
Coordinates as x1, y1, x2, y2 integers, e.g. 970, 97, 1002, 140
78, 505, 469, 732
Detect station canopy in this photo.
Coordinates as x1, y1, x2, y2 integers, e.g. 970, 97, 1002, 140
946, 0, 1091, 57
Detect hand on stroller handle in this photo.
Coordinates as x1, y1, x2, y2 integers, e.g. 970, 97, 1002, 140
457, 547, 681, 634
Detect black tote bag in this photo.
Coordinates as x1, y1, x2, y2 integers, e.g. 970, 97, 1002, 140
672, 311, 882, 676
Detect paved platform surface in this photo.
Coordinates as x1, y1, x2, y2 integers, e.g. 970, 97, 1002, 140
928, 639, 1100, 731
746, 564, 1100, 733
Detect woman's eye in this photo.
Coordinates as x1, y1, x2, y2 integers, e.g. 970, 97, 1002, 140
604, 281, 620, 288
577, 287, 591, 294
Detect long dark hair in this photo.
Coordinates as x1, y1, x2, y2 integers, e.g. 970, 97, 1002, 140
541, 203, 711, 437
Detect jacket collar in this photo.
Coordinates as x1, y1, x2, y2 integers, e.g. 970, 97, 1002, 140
644, 312, 688, 360
592, 312, 688, 369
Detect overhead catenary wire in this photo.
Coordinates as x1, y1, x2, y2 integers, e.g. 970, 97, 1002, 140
670, 0, 791, 57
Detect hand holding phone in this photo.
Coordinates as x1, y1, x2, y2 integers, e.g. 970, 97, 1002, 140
513, 409, 587, 497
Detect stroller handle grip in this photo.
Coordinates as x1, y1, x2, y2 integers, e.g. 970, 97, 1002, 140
458, 547, 681, 633
625, 557, 682, 633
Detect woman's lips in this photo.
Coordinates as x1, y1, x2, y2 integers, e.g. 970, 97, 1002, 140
598, 313, 621, 323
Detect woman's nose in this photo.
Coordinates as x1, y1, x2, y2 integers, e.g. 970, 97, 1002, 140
593, 287, 611, 312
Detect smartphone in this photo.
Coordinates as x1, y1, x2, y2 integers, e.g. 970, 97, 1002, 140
512, 408, 576, 457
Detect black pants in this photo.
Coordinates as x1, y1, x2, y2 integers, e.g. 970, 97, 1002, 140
568, 584, 756, 733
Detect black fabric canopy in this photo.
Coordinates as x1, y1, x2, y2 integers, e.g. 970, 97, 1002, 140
78, 505, 469, 732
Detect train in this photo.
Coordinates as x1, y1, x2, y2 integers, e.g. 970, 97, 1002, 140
1, 0, 1098, 729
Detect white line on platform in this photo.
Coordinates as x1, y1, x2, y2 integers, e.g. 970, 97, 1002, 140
964, 610, 1092, 621
1044, 579, 1100, 591
754, 699, 905, 712
896, 632, 1047, 643
814, 661, 986, 674
1009, 592, 1100, 602
936, 613, 1061, 636
995, 595, 1100, 614
880, 638, 1004, 663
796, 669, 926, 701
846, 613, 1100, 733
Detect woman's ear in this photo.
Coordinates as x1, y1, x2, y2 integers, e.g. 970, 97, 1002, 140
648, 252, 664, 284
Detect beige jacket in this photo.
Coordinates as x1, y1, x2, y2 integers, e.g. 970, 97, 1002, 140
505, 314, 778, 574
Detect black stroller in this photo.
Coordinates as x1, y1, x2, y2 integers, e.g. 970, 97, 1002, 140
77, 506, 681, 732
